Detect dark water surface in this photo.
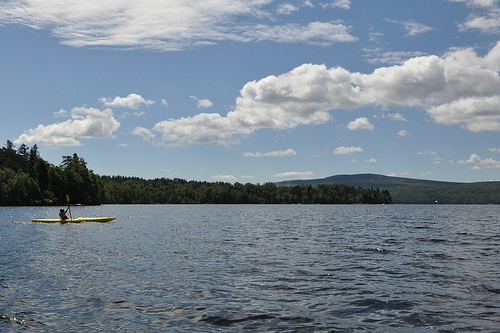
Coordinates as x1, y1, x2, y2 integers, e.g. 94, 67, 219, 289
1, 205, 499, 332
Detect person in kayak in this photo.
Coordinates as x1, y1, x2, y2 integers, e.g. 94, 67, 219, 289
59, 208, 69, 220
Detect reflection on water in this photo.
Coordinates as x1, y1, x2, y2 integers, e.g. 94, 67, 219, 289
1, 204, 499, 331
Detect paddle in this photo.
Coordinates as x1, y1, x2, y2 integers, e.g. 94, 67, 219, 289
66, 194, 73, 220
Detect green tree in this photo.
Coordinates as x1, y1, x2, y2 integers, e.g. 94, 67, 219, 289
60, 154, 102, 205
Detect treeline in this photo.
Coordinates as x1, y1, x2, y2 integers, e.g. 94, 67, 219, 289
100, 176, 391, 204
1, 140, 391, 205
0, 141, 102, 205
391, 183, 500, 204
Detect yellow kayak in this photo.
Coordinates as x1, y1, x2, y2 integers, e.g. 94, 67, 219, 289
32, 217, 116, 223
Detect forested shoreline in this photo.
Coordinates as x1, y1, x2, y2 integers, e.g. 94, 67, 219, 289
0, 141, 391, 205
100, 176, 392, 204
0, 141, 102, 206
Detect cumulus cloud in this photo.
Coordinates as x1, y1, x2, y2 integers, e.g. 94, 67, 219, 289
0, 0, 356, 51
191, 96, 213, 109
346, 117, 374, 130
334, 146, 363, 154
450, 0, 500, 33
150, 113, 241, 147
100, 93, 154, 109
197, 99, 214, 109
458, 153, 500, 169
385, 113, 408, 121
149, 63, 352, 146
53, 109, 69, 118
427, 96, 500, 131
397, 129, 410, 137
272, 171, 314, 178
359, 53, 499, 107
14, 107, 120, 146
141, 42, 500, 146
461, 10, 500, 33
133, 127, 155, 141
243, 148, 297, 157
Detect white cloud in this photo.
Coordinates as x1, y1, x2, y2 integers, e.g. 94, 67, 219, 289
397, 129, 410, 137
144, 42, 500, 146
427, 96, 500, 131
133, 127, 155, 141
161, 99, 169, 106
0, 0, 356, 51
364, 48, 427, 65
15, 107, 120, 146
359, 45, 500, 107
346, 117, 374, 130
100, 93, 154, 109
402, 21, 434, 36
241, 21, 357, 45
418, 150, 438, 156
387, 19, 433, 36
449, 0, 497, 8
334, 146, 363, 154
488, 147, 500, 153
243, 148, 297, 157
151, 63, 350, 146
272, 171, 314, 178
276, 3, 298, 15
458, 153, 500, 169
152, 113, 242, 147
385, 113, 408, 121
212, 175, 238, 182
321, 0, 351, 10
191, 96, 213, 108
461, 9, 500, 33
450, 0, 500, 33
366, 158, 377, 163
53, 109, 69, 118
197, 99, 213, 109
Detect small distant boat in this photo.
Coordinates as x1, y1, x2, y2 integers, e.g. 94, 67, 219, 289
32, 217, 116, 223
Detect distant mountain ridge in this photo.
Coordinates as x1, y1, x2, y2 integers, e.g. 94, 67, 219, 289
275, 173, 500, 204
275, 173, 464, 188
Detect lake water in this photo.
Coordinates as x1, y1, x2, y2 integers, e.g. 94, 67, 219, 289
1, 204, 499, 332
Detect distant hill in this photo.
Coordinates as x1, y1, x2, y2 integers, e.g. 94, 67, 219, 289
275, 173, 464, 188
275, 173, 500, 204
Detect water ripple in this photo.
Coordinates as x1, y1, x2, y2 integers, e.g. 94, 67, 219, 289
1, 204, 499, 331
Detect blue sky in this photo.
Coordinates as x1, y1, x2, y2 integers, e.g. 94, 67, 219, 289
1, 0, 500, 183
